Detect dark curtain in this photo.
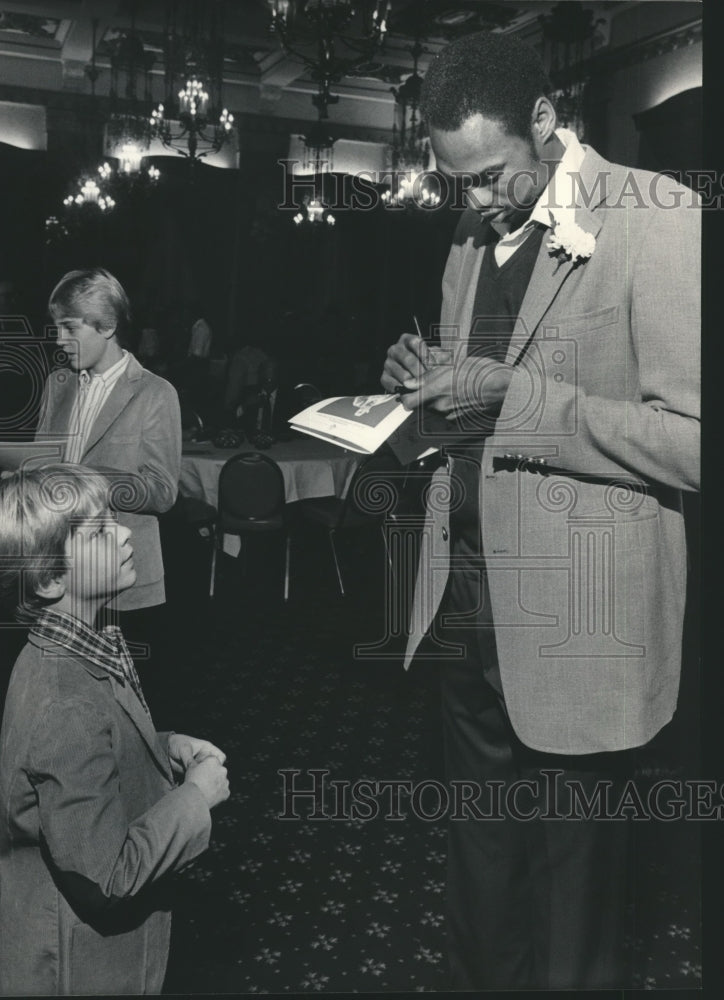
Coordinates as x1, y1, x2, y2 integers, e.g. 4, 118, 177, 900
41, 156, 244, 351
633, 86, 702, 176
0, 136, 457, 395
231, 166, 457, 394
0, 142, 62, 335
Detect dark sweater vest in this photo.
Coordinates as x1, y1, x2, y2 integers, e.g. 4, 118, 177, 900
449, 223, 546, 546
435, 223, 546, 687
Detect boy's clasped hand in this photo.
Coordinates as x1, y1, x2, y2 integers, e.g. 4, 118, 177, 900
168, 733, 230, 809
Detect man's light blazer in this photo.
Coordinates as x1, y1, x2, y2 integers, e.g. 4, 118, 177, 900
405, 146, 700, 754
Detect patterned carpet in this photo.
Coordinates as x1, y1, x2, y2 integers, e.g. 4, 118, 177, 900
152, 524, 702, 994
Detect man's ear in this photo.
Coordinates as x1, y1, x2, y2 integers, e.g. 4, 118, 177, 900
98, 326, 117, 341
34, 572, 68, 602
531, 96, 558, 146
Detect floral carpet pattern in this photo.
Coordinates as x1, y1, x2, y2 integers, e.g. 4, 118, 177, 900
162, 578, 450, 994
157, 533, 703, 994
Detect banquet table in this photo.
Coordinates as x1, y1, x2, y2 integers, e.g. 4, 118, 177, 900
179, 436, 361, 509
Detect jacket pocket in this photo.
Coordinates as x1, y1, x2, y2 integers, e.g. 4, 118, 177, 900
69, 920, 150, 995
541, 305, 620, 336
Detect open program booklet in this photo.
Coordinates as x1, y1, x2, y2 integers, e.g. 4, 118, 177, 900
289, 395, 462, 465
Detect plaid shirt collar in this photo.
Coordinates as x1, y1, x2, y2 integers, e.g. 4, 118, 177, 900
15, 605, 150, 716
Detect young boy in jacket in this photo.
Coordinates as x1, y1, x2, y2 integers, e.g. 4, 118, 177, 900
37, 268, 182, 719
0, 463, 229, 995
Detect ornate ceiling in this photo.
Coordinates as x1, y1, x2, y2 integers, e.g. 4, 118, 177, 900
0, 1, 702, 136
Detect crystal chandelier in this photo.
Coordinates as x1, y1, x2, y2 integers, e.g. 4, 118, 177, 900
293, 194, 336, 226
287, 109, 337, 224
106, 124, 152, 173
116, 142, 148, 175
63, 168, 117, 212
46, 170, 116, 247
103, 6, 155, 173
382, 171, 440, 208
149, 0, 236, 162
98, 159, 162, 189
268, 0, 390, 118
50, 159, 161, 235
300, 118, 336, 175
382, 39, 440, 209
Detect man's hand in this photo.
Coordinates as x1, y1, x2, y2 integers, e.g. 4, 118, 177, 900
168, 733, 226, 775
380, 333, 434, 392
184, 756, 230, 810
399, 356, 513, 419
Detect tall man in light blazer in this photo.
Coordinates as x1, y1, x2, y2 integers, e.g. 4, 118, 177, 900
36, 269, 181, 714
381, 32, 699, 991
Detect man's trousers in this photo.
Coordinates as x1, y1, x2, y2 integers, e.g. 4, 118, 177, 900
418, 566, 633, 989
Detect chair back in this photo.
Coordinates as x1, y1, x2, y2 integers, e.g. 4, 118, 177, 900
341, 448, 403, 525
400, 450, 446, 516
292, 382, 323, 410
218, 451, 285, 522
180, 401, 204, 433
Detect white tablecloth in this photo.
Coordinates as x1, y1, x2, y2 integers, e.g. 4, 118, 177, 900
180, 437, 360, 509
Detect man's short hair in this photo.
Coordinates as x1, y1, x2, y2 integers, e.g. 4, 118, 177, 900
48, 268, 131, 341
0, 464, 110, 610
420, 31, 554, 139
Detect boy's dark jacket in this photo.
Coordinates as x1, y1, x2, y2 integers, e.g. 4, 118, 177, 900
0, 630, 210, 995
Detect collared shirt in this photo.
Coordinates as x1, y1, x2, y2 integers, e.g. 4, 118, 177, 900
65, 350, 130, 464
14, 604, 151, 716
493, 127, 586, 266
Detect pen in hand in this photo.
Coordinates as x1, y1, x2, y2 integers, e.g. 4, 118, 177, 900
394, 315, 426, 396
412, 314, 426, 370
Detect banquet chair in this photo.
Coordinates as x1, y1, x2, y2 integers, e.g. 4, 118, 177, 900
292, 382, 323, 409
168, 392, 216, 553
159, 491, 217, 604
399, 449, 447, 516
211, 451, 290, 601
180, 401, 205, 441
177, 493, 216, 539
175, 404, 214, 541
295, 448, 403, 596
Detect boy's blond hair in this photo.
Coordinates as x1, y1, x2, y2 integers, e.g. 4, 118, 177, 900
0, 464, 110, 610
48, 268, 131, 341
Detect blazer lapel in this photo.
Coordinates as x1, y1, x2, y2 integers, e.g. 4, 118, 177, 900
82, 360, 139, 456
442, 239, 490, 359
505, 236, 576, 365
506, 147, 609, 366
111, 674, 173, 780
48, 373, 79, 438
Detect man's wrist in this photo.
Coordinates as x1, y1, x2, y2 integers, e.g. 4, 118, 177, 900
461, 359, 512, 411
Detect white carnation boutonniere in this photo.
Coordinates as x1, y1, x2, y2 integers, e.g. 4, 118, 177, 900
547, 210, 596, 265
